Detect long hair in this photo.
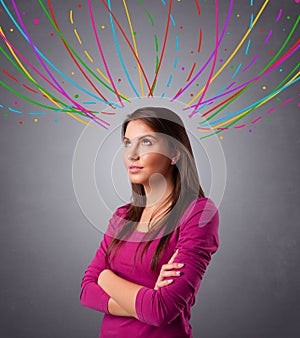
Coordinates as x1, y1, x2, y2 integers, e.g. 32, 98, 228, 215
105, 107, 205, 271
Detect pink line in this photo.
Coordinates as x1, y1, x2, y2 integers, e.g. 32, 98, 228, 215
276, 9, 282, 23
251, 116, 262, 124
264, 29, 272, 45
267, 106, 277, 114
282, 98, 294, 105
171, 0, 233, 102
234, 124, 247, 128
10, 0, 108, 128
88, 0, 123, 107
189, 0, 219, 118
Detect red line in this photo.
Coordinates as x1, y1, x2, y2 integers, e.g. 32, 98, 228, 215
148, 0, 173, 96
194, 0, 201, 16
22, 83, 38, 93
197, 27, 202, 53
186, 62, 196, 82
201, 87, 245, 118
101, 0, 153, 96
2, 69, 18, 82
48, 0, 111, 107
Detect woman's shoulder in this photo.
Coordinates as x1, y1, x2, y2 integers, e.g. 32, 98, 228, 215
105, 203, 131, 237
179, 196, 219, 228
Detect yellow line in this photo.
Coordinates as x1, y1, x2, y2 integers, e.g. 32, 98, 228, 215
187, 0, 270, 108
84, 50, 94, 63
0, 27, 95, 126
96, 68, 110, 83
123, 0, 144, 97
70, 10, 74, 25
199, 70, 300, 131
74, 28, 82, 44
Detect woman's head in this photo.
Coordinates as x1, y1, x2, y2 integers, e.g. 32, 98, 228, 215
121, 107, 205, 203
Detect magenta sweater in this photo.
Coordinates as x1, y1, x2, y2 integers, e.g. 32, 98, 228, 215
80, 197, 219, 338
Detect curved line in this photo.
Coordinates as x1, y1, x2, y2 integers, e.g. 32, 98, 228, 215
101, 0, 153, 96
0, 0, 121, 107
45, 0, 126, 104
11, 0, 109, 128
197, 27, 202, 53
87, 0, 123, 107
194, 0, 201, 16
171, 0, 233, 102
186, 0, 270, 108
149, 0, 173, 96
189, 0, 219, 118
123, 0, 144, 96
107, 0, 140, 98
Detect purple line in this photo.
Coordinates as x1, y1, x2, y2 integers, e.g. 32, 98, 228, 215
171, 0, 234, 102
88, 0, 123, 108
243, 54, 259, 72
276, 9, 282, 23
184, 42, 300, 110
282, 98, 294, 105
264, 29, 272, 45
11, 0, 107, 128
226, 81, 236, 89
189, 0, 219, 117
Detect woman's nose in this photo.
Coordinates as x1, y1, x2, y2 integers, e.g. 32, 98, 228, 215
127, 144, 140, 161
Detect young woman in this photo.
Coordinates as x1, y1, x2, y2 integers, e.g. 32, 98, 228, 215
80, 107, 220, 338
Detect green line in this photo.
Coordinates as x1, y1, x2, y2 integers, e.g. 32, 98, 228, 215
145, 9, 155, 26
38, 0, 129, 102
155, 56, 159, 73
199, 15, 300, 124
273, 62, 300, 92
0, 45, 80, 113
154, 34, 158, 53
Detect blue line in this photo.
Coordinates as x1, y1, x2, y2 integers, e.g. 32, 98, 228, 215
170, 14, 176, 27
0, 0, 120, 107
108, 0, 140, 98
232, 63, 242, 79
0, 104, 4, 108
8, 107, 22, 114
200, 76, 300, 127
161, 92, 165, 98
250, 0, 253, 6
161, 0, 166, 5
29, 112, 46, 115
175, 35, 179, 50
250, 13, 254, 29
245, 39, 251, 55
82, 101, 97, 105
195, 103, 207, 113
167, 75, 173, 87
173, 57, 178, 68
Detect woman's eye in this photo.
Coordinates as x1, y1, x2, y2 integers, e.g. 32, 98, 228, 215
142, 139, 152, 146
124, 140, 131, 147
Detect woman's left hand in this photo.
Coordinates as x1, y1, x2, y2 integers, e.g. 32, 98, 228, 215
154, 249, 184, 290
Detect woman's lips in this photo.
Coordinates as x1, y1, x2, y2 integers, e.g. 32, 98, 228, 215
129, 165, 143, 173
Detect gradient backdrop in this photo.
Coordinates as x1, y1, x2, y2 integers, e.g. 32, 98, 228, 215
0, 1, 299, 337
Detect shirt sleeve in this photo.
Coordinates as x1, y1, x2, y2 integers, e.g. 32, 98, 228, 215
79, 206, 127, 313
135, 197, 220, 327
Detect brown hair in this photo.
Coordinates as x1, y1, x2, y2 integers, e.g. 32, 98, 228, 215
105, 107, 205, 271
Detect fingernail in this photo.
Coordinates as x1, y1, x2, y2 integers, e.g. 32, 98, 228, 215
168, 279, 173, 283
178, 263, 184, 268
177, 271, 183, 276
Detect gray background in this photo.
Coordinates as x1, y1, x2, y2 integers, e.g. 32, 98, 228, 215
0, 1, 299, 337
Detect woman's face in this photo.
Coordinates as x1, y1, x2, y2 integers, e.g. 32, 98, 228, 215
123, 119, 174, 189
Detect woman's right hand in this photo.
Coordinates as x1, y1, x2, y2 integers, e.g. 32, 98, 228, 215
154, 249, 185, 290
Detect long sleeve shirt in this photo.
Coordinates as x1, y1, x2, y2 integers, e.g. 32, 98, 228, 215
80, 197, 220, 338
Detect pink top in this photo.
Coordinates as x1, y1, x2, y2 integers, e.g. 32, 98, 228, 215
80, 197, 220, 338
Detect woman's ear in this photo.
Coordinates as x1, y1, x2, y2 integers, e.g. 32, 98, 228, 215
170, 150, 181, 165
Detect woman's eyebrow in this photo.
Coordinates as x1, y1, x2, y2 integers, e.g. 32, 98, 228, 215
123, 134, 158, 141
